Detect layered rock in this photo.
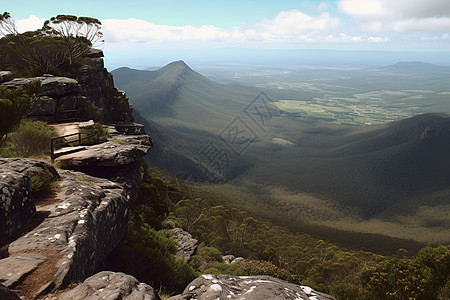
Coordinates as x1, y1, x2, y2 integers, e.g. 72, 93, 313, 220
173, 274, 336, 300
1, 75, 84, 123
0, 50, 133, 124
76, 50, 133, 123
0, 125, 151, 298
58, 271, 158, 300
0, 158, 59, 245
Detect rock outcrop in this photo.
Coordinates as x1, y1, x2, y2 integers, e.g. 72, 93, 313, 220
0, 50, 133, 123
58, 271, 158, 300
171, 228, 198, 262
0, 124, 152, 298
172, 274, 336, 300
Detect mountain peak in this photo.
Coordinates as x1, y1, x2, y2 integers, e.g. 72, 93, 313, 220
156, 60, 195, 79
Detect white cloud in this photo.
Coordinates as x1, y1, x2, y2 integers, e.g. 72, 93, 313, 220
338, 0, 450, 32
102, 10, 341, 44
317, 2, 329, 11
368, 36, 389, 42
16, 15, 45, 33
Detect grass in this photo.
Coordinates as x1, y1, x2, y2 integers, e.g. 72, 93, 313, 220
77, 176, 94, 186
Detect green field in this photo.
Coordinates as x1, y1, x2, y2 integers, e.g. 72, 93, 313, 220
272, 88, 448, 125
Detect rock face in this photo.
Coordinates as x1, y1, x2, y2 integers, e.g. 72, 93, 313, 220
0, 169, 133, 294
58, 271, 157, 300
0, 50, 133, 123
176, 274, 336, 300
171, 228, 198, 262
0, 158, 59, 245
0, 125, 151, 297
76, 50, 133, 123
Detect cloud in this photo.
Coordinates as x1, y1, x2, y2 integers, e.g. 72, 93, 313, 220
102, 9, 341, 44
317, 2, 329, 11
16, 15, 45, 33
338, 0, 450, 32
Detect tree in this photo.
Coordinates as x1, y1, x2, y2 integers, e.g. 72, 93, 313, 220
42, 15, 103, 65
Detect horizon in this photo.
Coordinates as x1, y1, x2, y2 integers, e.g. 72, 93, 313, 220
3, 0, 450, 70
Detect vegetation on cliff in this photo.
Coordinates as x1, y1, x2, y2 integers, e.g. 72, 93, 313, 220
110, 161, 450, 299
0, 12, 102, 76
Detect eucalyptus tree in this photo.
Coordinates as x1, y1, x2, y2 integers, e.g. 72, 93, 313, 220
42, 15, 104, 65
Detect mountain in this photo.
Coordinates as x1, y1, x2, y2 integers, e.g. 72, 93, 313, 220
377, 61, 450, 74
113, 61, 270, 134
114, 61, 450, 244
247, 113, 450, 218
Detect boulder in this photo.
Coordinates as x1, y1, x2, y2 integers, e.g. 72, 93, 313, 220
0, 71, 13, 84
178, 274, 337, 300
0, 170, 34, 245
171, 228, 198, 262
222, 255, 244, 265
58, 271, 157, 300
0, 158, 57, 245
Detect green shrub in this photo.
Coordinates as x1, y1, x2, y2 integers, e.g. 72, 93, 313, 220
240, 259, 300, 283
29, 171, 58, 196
80, 122, 109, 145
12, 119, 57, 157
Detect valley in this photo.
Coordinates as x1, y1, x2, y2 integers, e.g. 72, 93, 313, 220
113, 61, 450, 250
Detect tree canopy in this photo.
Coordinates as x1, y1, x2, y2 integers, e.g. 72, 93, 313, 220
42, 15, 103, 65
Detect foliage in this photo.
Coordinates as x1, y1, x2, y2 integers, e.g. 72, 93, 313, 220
80, 123, 109, 145
0, 12, 97, 76
78, 98, 103, 122
0, 82, 41, 145
11, 119, 57, 157
361, 245, 450, 299
42, 15, 103, 65
107, 162, 196, 294
29, 171, 58, 196
112, 162, 450, 300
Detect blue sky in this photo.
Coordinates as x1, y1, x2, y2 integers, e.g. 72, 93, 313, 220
3, 0, 450, 68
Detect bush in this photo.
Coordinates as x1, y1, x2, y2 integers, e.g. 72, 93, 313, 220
12, 119, 57, 157
80, 122, 109, 145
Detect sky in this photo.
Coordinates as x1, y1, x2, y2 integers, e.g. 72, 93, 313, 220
3, 0, 450, 68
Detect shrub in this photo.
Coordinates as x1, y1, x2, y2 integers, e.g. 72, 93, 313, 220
240, 259, 300, 283
12, 119, 57, 157
80, 122, 109, 145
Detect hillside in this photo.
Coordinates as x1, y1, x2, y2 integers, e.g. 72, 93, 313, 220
115, 61, 450, 245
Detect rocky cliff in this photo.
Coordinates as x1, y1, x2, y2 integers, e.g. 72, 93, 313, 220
0, 53, 337, 300
0, 123, 152, 299
0, 49, 133, 123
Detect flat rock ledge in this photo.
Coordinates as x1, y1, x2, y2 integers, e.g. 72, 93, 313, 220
55, 140, 151, 168
0, 168, 133, 297
171, 274, 336, 300
58, 271, 157, 300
